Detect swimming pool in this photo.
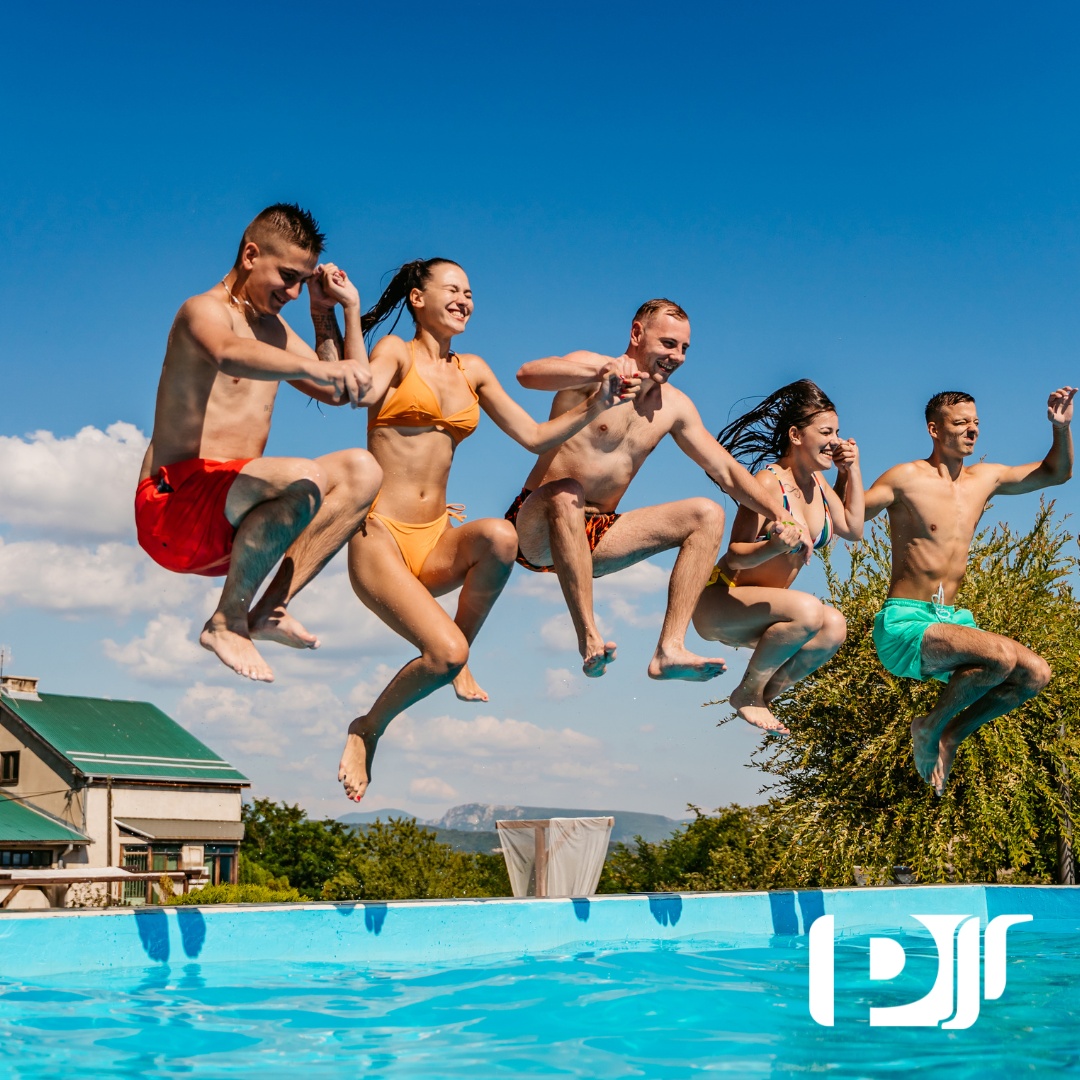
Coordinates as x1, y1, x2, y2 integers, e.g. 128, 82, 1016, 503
1, 886, 1076, 1078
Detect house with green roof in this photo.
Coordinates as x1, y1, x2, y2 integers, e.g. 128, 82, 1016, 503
0, 675, 249, 907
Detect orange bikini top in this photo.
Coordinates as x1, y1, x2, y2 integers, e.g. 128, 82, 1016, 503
368, 342, 480, 446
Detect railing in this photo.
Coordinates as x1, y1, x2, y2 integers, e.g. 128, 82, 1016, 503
0, 868, 209, 909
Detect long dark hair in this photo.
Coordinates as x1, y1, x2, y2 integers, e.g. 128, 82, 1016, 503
361, 257, 462, 339
716, 379, 838, 475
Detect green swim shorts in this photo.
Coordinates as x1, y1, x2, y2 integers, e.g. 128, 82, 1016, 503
872, 598, 978, 683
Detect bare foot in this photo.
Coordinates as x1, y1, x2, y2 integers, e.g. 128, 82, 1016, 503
910, 715, 940, 782
200, 614, 274, 681
583, 638, 618, 678
648, 645, 727, 682
453, 664, 489, 702
339, 717, 379, 802
928, 737, 958, 797
730, 682, 789, 734
249, 605, 321, 650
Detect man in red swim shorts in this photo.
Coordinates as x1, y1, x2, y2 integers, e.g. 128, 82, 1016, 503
137, 203, 382, 682
509, 299, 808, 681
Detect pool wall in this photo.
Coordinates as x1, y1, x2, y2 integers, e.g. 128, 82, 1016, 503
3, 884, 1078, 978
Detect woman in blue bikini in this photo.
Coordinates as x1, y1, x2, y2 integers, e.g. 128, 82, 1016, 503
692, 380, 865, 733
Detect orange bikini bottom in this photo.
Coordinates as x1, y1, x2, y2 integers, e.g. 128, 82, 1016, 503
368, 495, 466, 578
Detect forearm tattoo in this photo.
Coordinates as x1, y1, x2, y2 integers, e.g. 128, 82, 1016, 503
312, 308, 344, 363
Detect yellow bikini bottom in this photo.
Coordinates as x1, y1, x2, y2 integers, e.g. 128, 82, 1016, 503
368, 496, 466, 578
706, 564, 737, 588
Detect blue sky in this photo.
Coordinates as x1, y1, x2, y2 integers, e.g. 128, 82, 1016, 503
0, 2, 1076, 820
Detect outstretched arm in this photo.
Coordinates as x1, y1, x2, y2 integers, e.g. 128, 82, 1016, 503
994, 387, 1076, 495
473, 357, 639, 453
671, 400, 809, 557
517, 350, 640, 391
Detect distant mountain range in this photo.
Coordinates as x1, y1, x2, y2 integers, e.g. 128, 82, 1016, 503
337, 802, 691, 850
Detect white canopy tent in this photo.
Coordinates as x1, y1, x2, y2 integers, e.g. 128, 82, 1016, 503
496, 817, 614, 898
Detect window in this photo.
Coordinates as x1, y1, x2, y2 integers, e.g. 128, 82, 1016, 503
0, 751, 19, 785
204, 844, 237, 885
151, 845, 181, 873
122, 847, 148, 904
0, 849, 52, 867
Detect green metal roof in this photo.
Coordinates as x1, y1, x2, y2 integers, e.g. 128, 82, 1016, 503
0, 693, 248, 784
0, 796, 89, 843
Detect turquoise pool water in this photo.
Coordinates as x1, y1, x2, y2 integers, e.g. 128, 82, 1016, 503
1, 928, 1076, 1078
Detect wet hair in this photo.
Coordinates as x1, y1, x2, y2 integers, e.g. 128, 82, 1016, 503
925, 390, 975, 425
235, 203, 325, 265
361, 258, 463, 338
716, 379, 838, 475
632, 298, 689, 327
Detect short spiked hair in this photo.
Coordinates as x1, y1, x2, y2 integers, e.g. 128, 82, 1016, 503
632, 298, 689, 327
925, 390, 975, 425
235, 203, 326, 266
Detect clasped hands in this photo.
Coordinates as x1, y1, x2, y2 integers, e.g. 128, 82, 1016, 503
307, 263, 371, 407
766, 518, 813, 564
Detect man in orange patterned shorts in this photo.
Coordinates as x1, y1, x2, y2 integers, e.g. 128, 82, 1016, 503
508, 299, 807, 680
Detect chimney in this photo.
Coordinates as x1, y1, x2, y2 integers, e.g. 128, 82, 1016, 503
0, 676, 41, 702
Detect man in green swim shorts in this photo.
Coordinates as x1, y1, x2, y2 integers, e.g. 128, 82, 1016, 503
862, 386, 1076, 795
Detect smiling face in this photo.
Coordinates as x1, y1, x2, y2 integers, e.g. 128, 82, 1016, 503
628, 312, 691, 383
238, 240, 318, 316
788, 410, 842, 470
929, 401, 979, 457
410, 262, 473, 339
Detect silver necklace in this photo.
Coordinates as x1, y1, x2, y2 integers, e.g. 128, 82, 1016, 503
221, 277, 256, 315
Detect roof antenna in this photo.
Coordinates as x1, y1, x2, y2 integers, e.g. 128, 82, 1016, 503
0, 645, 9, 685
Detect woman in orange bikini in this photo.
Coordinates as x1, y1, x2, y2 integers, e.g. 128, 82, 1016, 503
692, 380, 864, 734
338, 258, 635, 801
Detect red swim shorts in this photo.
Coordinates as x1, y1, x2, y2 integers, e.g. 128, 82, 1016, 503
504, 486, 621, 573
135, 457, 252, 577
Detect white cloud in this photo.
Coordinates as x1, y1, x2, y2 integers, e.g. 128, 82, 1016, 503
285, 556, 415, 656
386, 712, 602, 757
0, 536, 208, 614
511, 560, 669, 603
379, 712, 632, 789
349, 663, 399, 711
410, 776, 458, 801
594, 560, 669, 599
540, 611, 612, 652
176, 680, 353, 759
607, 597, 664, 628
510, 571, 564, 601
540, 614, 578, 651
544, 667, 581, 699
102, 614, 207, 681
0, 423, 147, 539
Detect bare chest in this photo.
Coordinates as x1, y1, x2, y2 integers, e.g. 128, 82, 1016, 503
584, 408, 666, 459
899, 478, 991, 543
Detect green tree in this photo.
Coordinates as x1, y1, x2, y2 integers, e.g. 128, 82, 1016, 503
241, 798, 349, 893
722, 503, 1080, 888
597, 804, 794, 892
321, 816, 511, 900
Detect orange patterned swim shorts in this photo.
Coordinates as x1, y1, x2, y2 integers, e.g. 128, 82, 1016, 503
504, 486, 621, 573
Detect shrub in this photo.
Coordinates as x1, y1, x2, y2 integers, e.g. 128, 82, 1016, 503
165, 883, 309, 905
241, 798, 350, 893
717, 503, 1080, 888
597, 804, 794, 892
321, 816, 511, 900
